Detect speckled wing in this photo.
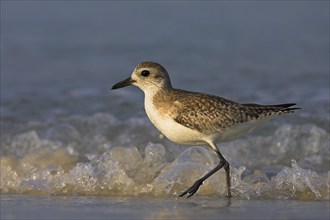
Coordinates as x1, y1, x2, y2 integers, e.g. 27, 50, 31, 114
172, 90, 243, 135
173, 90, 299, 135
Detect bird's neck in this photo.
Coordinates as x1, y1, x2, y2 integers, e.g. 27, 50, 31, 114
143, 84, 173, 99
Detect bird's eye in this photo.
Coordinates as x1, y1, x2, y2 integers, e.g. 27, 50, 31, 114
141, 70, 150, 77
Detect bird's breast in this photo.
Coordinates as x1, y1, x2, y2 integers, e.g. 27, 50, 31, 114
144, 97, 206, 145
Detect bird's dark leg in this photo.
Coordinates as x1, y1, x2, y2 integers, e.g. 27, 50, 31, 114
215, 149, 231, 198
179, 143, 231, 198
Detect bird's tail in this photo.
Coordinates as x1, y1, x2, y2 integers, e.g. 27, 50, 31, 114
241, 103, 300, 120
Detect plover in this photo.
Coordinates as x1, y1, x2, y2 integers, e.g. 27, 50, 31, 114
112, 61, 299, 198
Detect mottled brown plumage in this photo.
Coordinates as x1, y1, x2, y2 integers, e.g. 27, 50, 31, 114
112, 61, 300, 198
153, 88, 298, 135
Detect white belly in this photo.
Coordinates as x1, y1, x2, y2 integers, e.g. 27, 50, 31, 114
145, 101, 206, 145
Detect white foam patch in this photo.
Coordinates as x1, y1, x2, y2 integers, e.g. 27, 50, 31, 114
1, 113, 329, 200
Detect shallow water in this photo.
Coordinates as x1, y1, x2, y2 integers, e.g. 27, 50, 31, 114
1, 195, 329, 220
1, 1, 329, 219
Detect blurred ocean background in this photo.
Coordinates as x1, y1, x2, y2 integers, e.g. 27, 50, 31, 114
1, 1, 329, 219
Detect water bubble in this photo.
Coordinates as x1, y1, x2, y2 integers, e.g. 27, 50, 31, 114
10, 131, 41, 157
46, 123, 80, 145
144, 143, 166, 165
176, 146, 216, 165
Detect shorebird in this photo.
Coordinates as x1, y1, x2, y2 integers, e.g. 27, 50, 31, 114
111, 61, 299, 198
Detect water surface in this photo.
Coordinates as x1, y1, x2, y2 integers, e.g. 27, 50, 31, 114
1, 195, 329, 220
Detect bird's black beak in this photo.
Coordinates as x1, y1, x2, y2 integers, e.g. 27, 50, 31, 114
111, 77, 135, 90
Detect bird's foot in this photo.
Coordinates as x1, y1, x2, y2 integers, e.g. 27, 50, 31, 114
178, 180, 203, 198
